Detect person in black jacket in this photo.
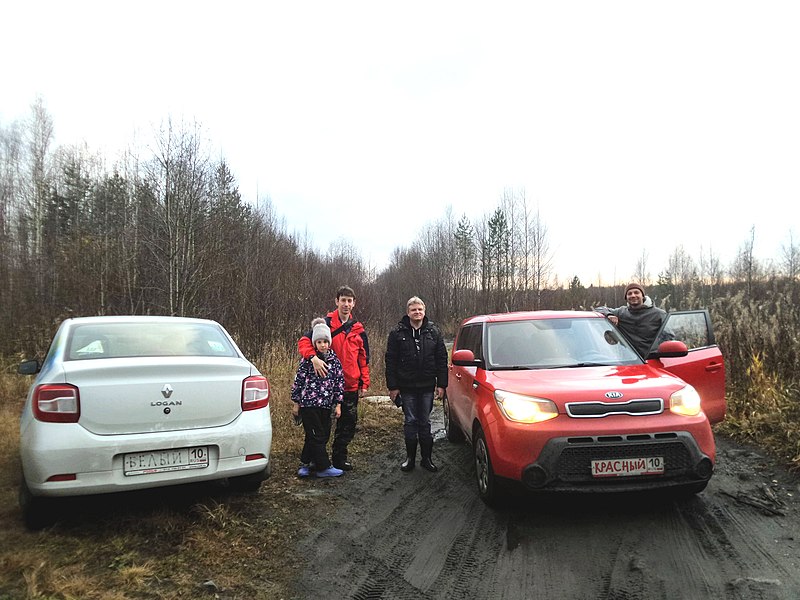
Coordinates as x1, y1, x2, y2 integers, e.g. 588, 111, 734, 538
385, 296, 448, 472
594, 282, 667, 358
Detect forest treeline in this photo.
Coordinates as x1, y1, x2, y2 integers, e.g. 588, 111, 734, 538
2, 101, 799, 441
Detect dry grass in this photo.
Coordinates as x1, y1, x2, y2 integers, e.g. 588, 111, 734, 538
0, 365, 27, 489
717, 352, 800, 469
0, 351, 401, 600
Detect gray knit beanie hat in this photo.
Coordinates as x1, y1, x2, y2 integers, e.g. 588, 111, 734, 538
311, 317, 332, 344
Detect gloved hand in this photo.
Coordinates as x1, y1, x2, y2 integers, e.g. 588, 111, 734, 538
393, 394, 402, 408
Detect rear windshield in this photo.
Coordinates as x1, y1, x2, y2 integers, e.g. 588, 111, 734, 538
65, 322, 238, 360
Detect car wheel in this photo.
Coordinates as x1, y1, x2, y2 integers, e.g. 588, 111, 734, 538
473, 427, 498, 506
228, 464, 270, 493
19, 479, 57, 530
444, 397, 465, 443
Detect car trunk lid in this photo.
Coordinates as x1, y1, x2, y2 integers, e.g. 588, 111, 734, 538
64, 357, 253, 435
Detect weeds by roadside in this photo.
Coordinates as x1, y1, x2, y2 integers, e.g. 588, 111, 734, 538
717, 352, 800, 469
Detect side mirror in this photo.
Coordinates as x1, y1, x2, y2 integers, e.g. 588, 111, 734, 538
650, 340, 689, 359
452, 349, 483, 367
18, 359, 41, 375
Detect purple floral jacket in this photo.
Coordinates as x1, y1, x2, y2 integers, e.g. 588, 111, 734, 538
291, 349, 344, 409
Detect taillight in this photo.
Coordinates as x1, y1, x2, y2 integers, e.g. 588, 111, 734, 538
242, 376, 269, 411
33, 384, 80, 423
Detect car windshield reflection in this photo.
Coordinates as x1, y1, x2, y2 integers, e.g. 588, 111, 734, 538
486, 318, 642, 370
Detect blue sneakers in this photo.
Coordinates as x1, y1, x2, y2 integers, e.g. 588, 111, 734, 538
297, 464, 311, 477
316, 466, 344, 478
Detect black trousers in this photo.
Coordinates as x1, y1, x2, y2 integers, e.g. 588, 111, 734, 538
300, 406, 333, 469
332, 391, 359, 465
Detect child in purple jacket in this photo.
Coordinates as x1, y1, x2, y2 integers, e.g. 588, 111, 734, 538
291, 318, 345, 478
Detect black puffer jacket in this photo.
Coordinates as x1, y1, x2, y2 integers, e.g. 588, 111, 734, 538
385, 315, 449, 391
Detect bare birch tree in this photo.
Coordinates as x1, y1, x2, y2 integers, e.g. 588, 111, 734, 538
780, 231, 799, 281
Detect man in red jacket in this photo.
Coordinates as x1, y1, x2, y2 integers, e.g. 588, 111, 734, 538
298, 285, 370, 470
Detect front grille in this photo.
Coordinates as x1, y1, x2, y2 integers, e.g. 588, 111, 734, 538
555, 437, 692, 482
566, 398, 663, 418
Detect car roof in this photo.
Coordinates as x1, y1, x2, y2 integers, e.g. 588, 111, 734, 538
460, 310, 602, 326
61, 315, 220, 327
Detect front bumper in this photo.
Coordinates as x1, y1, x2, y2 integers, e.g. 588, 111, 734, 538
521, 431, 713, 492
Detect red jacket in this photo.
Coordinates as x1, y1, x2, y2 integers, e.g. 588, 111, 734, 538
298, 310, 370, 392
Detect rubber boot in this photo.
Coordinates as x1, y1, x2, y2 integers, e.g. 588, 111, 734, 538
401, 439, 417, 472
420, 438, 438, 472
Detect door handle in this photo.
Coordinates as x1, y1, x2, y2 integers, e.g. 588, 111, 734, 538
705, 363, 722, 372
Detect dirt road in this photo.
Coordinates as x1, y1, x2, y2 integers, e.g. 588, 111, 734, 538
291, 400, 800, 600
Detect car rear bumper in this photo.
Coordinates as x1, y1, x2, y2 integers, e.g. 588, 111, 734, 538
520, 431, 714, 492
21, 409, 272, 497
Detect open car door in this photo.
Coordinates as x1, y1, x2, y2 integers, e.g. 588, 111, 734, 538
647, 310, 726, 424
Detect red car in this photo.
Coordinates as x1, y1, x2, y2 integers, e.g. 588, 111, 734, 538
445, 310, 725, 505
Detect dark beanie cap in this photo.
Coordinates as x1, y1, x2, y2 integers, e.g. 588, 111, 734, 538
624, 282, 645, 297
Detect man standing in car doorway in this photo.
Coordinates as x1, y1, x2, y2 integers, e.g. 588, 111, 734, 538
595, 282, 667, 358
385, 296, 448, 473
298, 285, 370, 471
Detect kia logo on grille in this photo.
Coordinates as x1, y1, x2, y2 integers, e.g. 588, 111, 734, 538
161, 384, 174, 399
605, 391, 623, 399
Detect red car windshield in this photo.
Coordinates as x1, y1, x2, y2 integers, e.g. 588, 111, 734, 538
486, 318, 642, 370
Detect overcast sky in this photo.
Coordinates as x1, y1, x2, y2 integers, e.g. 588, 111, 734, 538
2, 1, 797, 286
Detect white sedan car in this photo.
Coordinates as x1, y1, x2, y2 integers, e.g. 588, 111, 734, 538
17, 315, 272, 529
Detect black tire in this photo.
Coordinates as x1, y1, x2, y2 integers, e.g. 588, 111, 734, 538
228, 464, 270, 493
473, 427, 499, 507
19, 479, 57, 530
444, 397, 465, 443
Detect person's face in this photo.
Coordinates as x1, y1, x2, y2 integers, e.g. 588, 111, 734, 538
336, 295, 355, 319
315, 338, 330, 353
626, 288, 644, 306
407, 302, 425, 325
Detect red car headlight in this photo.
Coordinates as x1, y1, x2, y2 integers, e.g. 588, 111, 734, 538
669, 385, 702, 416
494, 390, 558, 424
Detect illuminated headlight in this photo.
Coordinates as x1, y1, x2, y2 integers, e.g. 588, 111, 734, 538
495, 390, 558, 423
670, 385, 702, 416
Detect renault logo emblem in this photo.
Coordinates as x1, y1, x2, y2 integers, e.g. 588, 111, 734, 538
161, 384, 174, 399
